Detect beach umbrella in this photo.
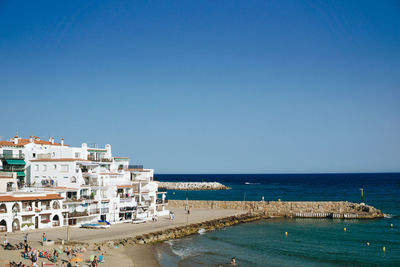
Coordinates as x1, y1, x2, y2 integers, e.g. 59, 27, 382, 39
71, 258, 83, 262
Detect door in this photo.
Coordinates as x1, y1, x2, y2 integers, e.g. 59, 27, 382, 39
35, 216, 39, 229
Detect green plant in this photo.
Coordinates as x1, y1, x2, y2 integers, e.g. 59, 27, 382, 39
22, 223, 34, 228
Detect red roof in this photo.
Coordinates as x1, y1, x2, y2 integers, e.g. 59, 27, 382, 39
0, 194, 63, 202
0, 138, 68, 147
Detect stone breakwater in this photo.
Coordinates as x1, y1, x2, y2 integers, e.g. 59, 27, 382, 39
157, 181, 231, 190
94, 213, 265, 248
168, 200, 384, 219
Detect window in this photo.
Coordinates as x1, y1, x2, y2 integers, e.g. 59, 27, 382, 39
53, 164, 57, 170
61, 165, 69, 172
34, 176, 39, 180
52, 152, 55, 157
32, 153, 36, 158
64, 176, 68, 179
75, 152, 80, 158
34, 165, 39, 171
71, 176, 77, 183
42, 165, 47, 171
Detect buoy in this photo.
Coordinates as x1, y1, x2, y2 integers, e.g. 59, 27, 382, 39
285, 232, 288, 237
366, 242, 370, 246
390, 224, 393, 228
383, 246, 386, 253
278, 198, 281, 202
173, 192, 175, 195
344, 227, 347, 232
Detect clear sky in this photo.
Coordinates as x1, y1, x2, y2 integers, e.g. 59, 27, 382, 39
1, 0, 399, 173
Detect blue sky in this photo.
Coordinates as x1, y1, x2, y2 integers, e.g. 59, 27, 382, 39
1, 0, 399, 173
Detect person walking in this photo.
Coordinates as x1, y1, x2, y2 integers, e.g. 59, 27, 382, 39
24, 233, 28, 244
42, 233, 46, 242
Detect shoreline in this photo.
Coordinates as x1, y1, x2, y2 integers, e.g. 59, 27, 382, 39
0, 200, 384, 267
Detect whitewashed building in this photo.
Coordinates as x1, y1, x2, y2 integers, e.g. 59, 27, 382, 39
0, 135, 168, 229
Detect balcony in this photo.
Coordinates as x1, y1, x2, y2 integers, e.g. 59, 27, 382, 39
68, 211, 89, 218
89, 208, 100, 214
0, 154, 25, 160
87, 156, 112, 162
100, 208, 109, 214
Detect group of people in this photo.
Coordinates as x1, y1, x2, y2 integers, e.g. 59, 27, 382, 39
169, 211, 175, 220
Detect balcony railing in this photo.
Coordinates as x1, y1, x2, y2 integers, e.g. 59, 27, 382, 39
100, 208, 109, 214
68, 211, 88, 218
87, 156, 112, 162
0, 154, 25, 160
89, 208, 100, 214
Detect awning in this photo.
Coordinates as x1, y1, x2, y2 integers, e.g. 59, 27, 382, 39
6, 159, 25, 165
17, 172, 25, 177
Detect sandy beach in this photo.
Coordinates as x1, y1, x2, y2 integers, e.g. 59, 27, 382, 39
0, 207, 242, 267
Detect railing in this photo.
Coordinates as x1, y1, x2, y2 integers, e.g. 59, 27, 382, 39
87, 156, 112, 162
90, 209, 100, 214
68, 211, 88, 218
81, 195, 94, 200
100, 208, 109, 214
0, 154, 25, 160
52, 221, 60, 227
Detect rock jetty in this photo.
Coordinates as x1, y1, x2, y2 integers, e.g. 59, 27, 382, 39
168, 200, 384, 219
94, 212, 265, 248
157, 181, 231, 190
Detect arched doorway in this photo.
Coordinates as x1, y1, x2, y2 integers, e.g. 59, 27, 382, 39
0, 219, 6, 232
0, 204, 7, 213
12, 219, 20, 232
52, 215, 60, 226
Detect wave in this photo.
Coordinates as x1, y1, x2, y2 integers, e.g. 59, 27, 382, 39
245, 182, 261, 185
198, 228, 206, 234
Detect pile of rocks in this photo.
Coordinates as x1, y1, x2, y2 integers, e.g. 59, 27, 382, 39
157, 181, 231, 190
93, 213, 265, 247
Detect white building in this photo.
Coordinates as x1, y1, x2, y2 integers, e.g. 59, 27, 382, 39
0, 135, 168, 229
0, 172, 67, 233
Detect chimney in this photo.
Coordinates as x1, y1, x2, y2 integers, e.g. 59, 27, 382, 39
13, 138, 18, 144
51, 137, 54, 144
61, 138, 64, 146
29, 136, 33, 143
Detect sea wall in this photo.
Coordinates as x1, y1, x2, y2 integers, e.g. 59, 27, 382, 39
157, 181, 231, 190
168, 200, 384, 219
94, 213, 265, 248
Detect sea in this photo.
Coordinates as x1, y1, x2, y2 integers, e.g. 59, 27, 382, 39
152, 173, 400, 267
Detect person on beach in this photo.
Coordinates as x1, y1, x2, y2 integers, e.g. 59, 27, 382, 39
24, 233, 28, 244
42, 233, 46, 242
91, 255, 99, 267
231, 257, 236, 265
4, 234, 8, 245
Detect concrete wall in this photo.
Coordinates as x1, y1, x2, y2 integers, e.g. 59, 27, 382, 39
168, 200, 384, 219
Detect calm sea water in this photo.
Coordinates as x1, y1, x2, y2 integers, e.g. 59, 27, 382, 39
153, 173, 400, 267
